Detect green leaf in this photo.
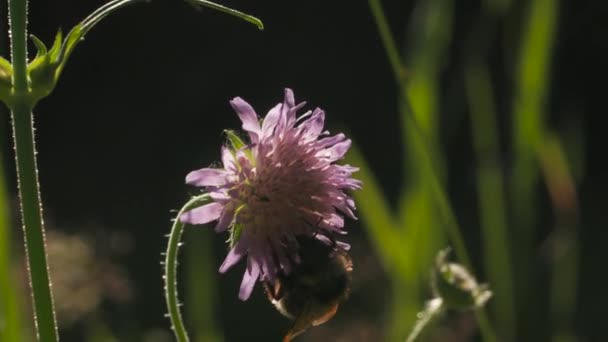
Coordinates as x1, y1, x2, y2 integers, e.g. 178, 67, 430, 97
29, 35, 48, 58
224, 129, 246, 151
345, 145, 410, 275
47, 29, 63, 62
186, 0, 264, 30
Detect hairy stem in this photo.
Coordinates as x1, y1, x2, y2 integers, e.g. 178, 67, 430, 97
164, 194, 211, 342
8, 0, 59, 339
10, 104, 59, 342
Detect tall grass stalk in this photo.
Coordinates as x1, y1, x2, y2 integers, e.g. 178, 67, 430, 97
186, 228, 222, 342
367, 1, 496, 341
465, 63, 516, 340
511, 0, 558, 338
0, 128, 22, 342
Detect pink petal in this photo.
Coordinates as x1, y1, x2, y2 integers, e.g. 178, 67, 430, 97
230, 97, 260, 143
214, 205, 234, 232
299, 108, 325, 139
208, 191, 230, 202
261, 104, 281, 139
317, 133, 346, 148
239, 261, 261, 301
180, 202, 223, 224
283, 88, 295, 111
327, 139, 352, 161
185, 168, 229, 187
219, 238, 248, 273
221, 146, 237, 172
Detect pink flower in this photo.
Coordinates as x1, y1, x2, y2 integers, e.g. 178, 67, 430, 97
181, 89, 361, 300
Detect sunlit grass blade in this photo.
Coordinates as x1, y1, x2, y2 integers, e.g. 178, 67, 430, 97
366, 1, 499, 340
186, 228, 223, 342
0, 138, 22, 342
345, 147, 405, 274
511, 0, 558, 338
465, 62, 516, 340
537, 133, 580, 342
345, 146, 420, 342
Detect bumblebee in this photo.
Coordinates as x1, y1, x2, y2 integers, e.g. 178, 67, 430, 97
264, 235, 353, 342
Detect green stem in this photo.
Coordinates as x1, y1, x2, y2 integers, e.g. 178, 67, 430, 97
8, 0, 27, 93
368, 0, 404, 84
8, 0, 59, 340
465, 62, 516, 340
0, 124, 23, 342
164, 194, 211, 342
10, 105, 59, 342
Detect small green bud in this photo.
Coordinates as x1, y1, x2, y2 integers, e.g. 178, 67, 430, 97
432, 249, 492, 310
0, 57, 13, 101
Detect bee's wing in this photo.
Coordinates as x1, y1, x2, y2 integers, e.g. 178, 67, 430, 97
283, 300, 314, 342
311, 303, 338, 326
283, 301, 340, 341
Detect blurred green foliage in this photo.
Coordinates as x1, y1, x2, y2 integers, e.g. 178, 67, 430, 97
0, 129, 22, 342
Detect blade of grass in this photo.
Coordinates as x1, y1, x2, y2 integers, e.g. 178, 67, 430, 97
0, 130, 22, 342
186, 228, 222, 342
465, 62, 516, 340
537, 133, 579, 342
511, 0, 558, 338
367, 1, 496, 340
345, 147, 420, 342
346, 147, 407, 275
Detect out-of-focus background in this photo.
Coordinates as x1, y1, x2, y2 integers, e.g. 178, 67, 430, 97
0, 0, 605, 341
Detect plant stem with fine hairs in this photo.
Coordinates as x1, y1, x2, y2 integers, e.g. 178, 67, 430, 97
7, 0, 59, 339
164, 194, 211, 342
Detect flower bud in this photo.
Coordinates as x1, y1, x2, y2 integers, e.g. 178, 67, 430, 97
0, 57, 13, 102
432, 249, 492, 310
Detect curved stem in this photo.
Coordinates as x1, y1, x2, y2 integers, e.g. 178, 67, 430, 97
164, 194, 211, 342
406, 298, 443, 342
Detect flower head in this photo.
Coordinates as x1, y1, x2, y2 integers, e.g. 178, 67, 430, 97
181, 89, 361, 300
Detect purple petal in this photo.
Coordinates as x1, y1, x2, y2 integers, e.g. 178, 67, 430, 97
325, 213, 344, 228
221, 146, 237, 172
283, 88, 295, 109
219, 238, 248, 273
299, 108, 325, 139
261, 104, 281, 138
317, 133, 346, 148
337, 241, 351, 250
313, 234, 351, 251
327, 139, 352, 161
209, 191, 230, 202
185, 168, 229, 187
239, 261, 261, 300
214, 205, 235, 232
180, 202, 223, 224
230, 97, 260, 143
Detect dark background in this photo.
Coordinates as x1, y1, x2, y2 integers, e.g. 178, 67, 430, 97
1, 0, 606, 341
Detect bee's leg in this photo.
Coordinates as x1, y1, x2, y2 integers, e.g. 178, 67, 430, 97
263, 280, 283, 301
